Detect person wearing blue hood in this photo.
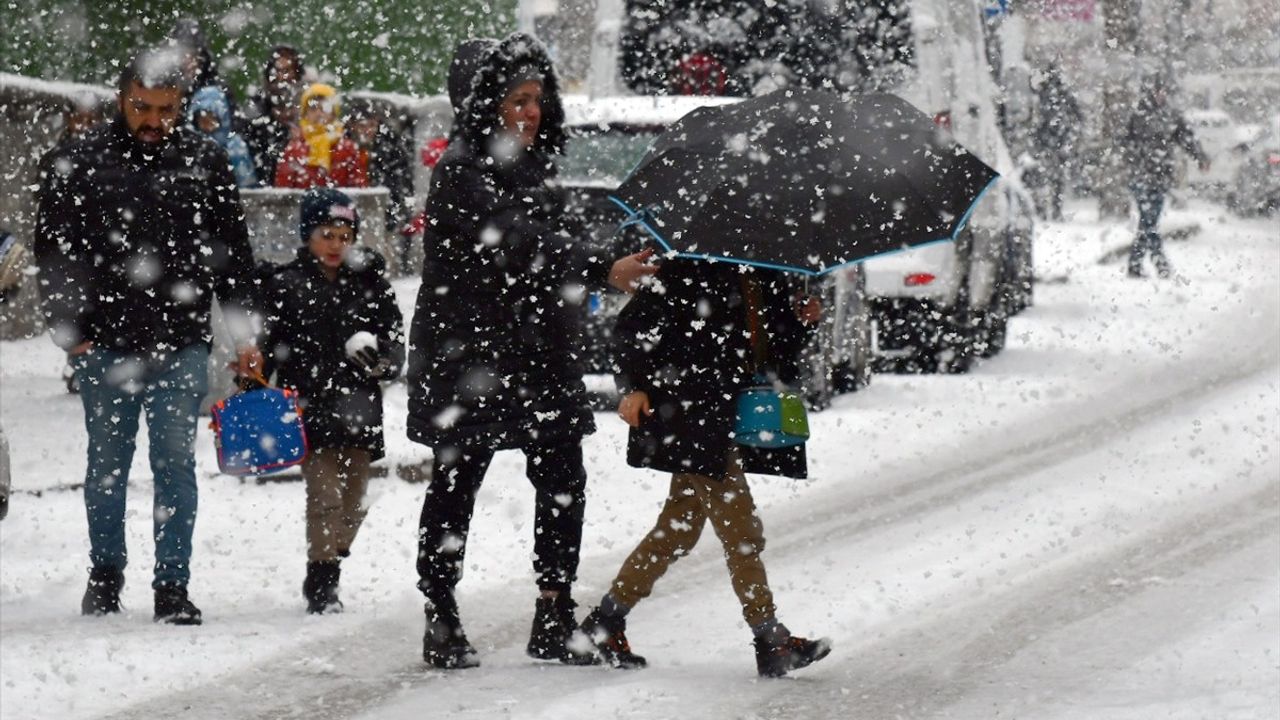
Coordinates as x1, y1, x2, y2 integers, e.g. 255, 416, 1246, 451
189, 86, 259, 188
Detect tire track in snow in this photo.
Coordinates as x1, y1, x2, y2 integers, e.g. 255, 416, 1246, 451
745, 482, 1280, 720
95, 346, 1280, 720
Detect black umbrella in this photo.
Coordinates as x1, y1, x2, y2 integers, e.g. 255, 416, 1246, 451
609, 88, 999, 275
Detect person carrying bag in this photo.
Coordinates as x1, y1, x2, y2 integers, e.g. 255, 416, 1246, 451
576, 259, 832, 678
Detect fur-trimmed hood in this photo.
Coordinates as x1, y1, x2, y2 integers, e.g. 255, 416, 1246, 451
445, 32, 565, 156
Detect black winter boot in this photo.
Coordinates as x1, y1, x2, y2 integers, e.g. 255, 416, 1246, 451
423, 592, 479, 669
81, 566, 124, 616
303, 561, 343, 615
753, 633, 832, 678
578, 609, 646, 669
527, 594, 592, 662
153, 585, 203, 625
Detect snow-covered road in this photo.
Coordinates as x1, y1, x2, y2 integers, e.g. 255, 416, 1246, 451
2, 201, 1277, 719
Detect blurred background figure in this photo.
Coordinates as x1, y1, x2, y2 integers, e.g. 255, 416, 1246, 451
345, 98, 413, 270
189, 86, 259, 188
1032, 64, 1083, 221
168, 17, 239, 118
1122, 74, 1211, 279
275, 83, 367, 189
245, 45, 308, 182
59, 91, 106, 143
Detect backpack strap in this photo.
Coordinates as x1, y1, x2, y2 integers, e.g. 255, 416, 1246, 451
740, 275, 770, 375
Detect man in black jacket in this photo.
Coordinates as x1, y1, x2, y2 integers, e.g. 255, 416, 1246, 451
1122, 75, 1211, 279
34, 47, 263, 625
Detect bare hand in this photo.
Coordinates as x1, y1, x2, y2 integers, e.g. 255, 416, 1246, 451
793, 295, 822, 325
618, 391, 652, 427
608, 247, 659, 294
68, 341, 93, 356
233, 346, 264, 378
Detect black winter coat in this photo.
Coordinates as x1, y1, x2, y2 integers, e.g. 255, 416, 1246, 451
615, 261, 812, 479
406, 34, 608, 451
243, 93, 292, 184
1122, 98, 1207, 192
362, 124, 415, 233
34, 117, 257, 353
261, 247, 405, 460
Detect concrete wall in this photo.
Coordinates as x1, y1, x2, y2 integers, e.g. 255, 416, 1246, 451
0, 76, 111, 340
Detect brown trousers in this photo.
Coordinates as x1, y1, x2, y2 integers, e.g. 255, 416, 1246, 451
303, 447, 371, 562
609, 451, 777, 627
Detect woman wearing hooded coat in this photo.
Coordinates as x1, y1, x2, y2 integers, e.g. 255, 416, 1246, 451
406, 33, 656, 669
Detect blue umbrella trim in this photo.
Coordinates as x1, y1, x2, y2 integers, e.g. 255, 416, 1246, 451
607, 174, 999, 277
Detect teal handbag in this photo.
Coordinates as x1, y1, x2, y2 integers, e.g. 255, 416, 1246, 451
734, 384, 810, 448
732, 277, 810, 449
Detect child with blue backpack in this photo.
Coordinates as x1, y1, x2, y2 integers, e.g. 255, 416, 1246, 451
260, 188, 404, 613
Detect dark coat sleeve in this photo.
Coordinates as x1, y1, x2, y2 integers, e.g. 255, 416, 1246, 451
1172, 113, 1208, 165
33, 147, 94, 350
203, 149, 260, 346
612, 282, 668, 395
366, 258, 407, 381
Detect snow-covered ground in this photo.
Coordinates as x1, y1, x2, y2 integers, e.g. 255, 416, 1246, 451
2, 200, 1277, 719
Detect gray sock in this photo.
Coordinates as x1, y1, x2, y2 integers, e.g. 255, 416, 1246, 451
599, 592, 630, 619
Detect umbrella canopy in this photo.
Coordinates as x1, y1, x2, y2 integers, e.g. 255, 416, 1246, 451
609, 87, 999, 275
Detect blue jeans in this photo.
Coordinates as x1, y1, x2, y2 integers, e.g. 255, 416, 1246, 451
1129, 184, 1169, 275
73, 343, 208, 588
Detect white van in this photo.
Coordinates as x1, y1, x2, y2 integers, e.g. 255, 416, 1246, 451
859, 0, 1037, 373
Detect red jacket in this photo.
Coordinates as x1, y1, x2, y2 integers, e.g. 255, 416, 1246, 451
274, 136, 368, 189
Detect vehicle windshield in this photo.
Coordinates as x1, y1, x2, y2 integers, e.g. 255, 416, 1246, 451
560, 126, 664, 186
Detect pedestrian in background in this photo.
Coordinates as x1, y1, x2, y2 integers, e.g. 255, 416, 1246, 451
259, 188, 404, 615
245, 45, 307, 182
34, 46, 262, 624
189, 86, 259, 188
1033, 64, 1083, 221
168, 18, 240, 118
345, 98, 415, 271
275, 83, 367, 189
1122, 75, 1211, 279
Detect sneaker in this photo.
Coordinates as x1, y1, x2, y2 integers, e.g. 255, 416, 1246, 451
578, 609, 646, 669
303, 561, 343, 615
423, 593, 479, 669
527, 594, 592, 662
154, 585, 203, 625
753, 634, 832, 678
81, 566, 124, 616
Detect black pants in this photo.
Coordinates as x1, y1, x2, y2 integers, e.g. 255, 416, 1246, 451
1129, 184, 1169, 275
417, 441, 587, 598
